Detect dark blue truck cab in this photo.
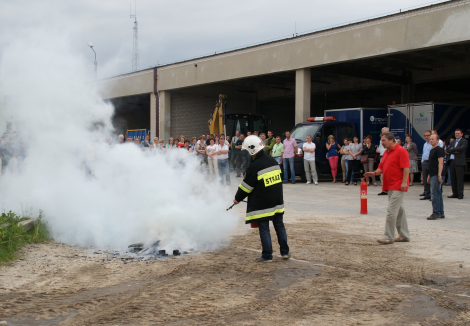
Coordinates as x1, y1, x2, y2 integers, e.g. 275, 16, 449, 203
290, 117, 356, 181
289, 108, 387, 181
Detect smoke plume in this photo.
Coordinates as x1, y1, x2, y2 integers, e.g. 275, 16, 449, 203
0, 27, 238, 252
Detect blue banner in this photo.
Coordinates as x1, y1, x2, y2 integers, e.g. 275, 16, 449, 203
126, 129, 150, 142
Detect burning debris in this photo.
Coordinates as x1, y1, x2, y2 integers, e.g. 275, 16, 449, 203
126, 241, 190, 258
122, 240, 191, 260
128, 243, 144, 252
65, 241, 195, 266
132, 241, 161, 255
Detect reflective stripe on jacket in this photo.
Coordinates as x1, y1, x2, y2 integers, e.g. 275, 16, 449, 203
235, 150, 284, 223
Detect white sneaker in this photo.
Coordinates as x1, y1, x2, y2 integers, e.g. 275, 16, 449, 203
306, 181, 311, 184
314, 182, 318, 185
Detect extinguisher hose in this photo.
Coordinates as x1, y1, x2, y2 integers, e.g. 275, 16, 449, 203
226, 200, 247, 211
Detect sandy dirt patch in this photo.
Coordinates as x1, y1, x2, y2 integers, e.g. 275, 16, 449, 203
1, 215, 469, 325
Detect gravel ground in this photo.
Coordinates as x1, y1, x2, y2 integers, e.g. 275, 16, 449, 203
0, 174, 469, 325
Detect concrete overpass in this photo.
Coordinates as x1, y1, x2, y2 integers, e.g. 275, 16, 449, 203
98, 0, 470, 141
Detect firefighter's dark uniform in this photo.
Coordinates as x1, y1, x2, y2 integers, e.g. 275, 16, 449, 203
235, 149, 289, 260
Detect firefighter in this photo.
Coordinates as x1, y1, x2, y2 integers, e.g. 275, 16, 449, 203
233, 135, 290, 262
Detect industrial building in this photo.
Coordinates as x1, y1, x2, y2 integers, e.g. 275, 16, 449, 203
98, 0, 470, 140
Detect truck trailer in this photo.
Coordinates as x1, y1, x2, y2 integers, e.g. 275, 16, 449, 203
388, 102, 470, 161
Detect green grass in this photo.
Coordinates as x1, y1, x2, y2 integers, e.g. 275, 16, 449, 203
0, 209, 50, 264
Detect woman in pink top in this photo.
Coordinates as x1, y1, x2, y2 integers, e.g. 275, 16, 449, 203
326, 135, 342, 183
282, 131, 298, 184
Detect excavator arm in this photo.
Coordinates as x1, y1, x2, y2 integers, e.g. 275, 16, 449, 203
208, 94, 226, 135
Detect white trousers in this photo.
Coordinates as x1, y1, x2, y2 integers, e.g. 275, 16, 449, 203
303, 159, 318, 183
208, 158, 218, 179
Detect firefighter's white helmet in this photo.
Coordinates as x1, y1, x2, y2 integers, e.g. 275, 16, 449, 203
242, 135, 265, 156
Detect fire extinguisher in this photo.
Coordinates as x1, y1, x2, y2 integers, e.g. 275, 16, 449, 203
360, 177, 368, 214
226, 200, 257, 227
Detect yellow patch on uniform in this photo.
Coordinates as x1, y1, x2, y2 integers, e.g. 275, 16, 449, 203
258, 170, 282, 187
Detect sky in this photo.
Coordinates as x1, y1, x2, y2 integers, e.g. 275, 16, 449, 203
0, 0, 449, 79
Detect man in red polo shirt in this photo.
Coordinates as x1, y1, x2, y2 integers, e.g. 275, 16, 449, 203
365, 132, 410, 245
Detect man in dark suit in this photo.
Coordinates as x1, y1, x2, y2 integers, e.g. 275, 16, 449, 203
446, 129, 468, 199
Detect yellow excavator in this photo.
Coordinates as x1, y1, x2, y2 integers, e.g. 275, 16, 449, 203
208, 94, 227, 136
208, 94, 269, 138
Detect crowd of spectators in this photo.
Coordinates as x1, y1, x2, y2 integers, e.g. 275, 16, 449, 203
114, 130, 308, 186
121, 127, 466, 194
334, 126, 466, 225
318, 126, 467, 198
2, 126, 466, 195
0, 135, 31, 176
361, 127, 467, 220
112, 132, 251, 186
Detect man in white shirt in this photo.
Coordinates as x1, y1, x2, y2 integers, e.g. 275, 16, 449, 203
303, 135, 318, 184
376, 127, 390, 156
215, 139, 231, 185
260, 133, 266, 145
431, 130, 444, 148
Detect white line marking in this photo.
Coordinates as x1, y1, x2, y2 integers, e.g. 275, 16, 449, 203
417, 285, 470, 299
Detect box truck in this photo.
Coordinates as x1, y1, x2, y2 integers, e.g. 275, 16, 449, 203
325, 108, 388, 146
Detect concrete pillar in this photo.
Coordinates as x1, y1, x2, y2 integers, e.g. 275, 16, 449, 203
158, 91, 171, 141
150, 92, 157, 140
295, 68, 311, 124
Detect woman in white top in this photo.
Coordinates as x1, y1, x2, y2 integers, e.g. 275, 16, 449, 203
339, 138, 349, 183
345, 135, 363, 186
206, 139, 218, 180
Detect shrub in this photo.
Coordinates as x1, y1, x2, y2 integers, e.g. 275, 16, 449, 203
0, 210, 50, 263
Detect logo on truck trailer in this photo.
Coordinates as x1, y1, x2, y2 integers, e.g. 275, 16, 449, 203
369, 116, 387, 124
414, 112, 429, 124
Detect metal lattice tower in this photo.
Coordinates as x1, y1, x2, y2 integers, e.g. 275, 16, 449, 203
130, 2, 139, 72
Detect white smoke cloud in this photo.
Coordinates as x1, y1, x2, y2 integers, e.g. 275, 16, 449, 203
0, 26, 238, 252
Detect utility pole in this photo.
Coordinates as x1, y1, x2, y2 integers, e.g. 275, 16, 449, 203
130, 1, 139, 72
